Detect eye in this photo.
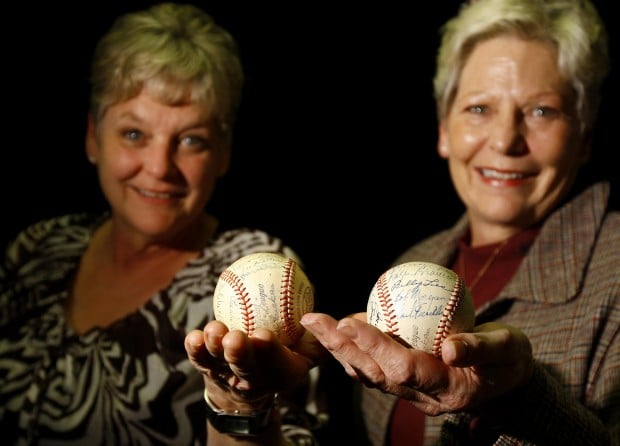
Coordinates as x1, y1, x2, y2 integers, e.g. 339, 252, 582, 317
529, 106, 560, 118
179, 134, 212, 152
467, 105, 488, 114
523, 105, 565, 128
122, 129, 143, 142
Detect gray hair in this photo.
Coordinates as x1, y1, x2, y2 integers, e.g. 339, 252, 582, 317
434, 0, 609, 133
89, 3, 243, 139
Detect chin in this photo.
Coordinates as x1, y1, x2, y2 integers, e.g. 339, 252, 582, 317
477, 201, 529, 224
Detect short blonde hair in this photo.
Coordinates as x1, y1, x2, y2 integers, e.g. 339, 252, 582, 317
89, 3, 243, 138
434, 0, 609, 133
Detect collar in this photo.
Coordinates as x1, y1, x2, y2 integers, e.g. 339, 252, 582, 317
500, 182, 610, 304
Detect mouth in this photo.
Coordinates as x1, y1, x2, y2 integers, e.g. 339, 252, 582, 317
134, 187, 185, 199
478, 168, 532, 180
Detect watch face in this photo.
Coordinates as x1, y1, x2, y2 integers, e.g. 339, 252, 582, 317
217, 414, 258, 436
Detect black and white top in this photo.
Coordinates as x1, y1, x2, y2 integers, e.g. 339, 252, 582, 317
0, 213, 323, 445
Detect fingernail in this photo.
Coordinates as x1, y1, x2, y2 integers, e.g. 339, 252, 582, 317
187, 333, 204, 348
300, 314, 314, 326
443, 339, 467, 363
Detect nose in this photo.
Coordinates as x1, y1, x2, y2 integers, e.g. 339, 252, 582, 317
144, 141, 178, 178
488, 110, 527, 155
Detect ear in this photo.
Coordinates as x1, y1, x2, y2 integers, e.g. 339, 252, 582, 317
85, 114, 99, 164
437, 123, 450, 159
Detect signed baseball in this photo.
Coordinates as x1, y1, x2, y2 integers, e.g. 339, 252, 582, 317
213, 252, 314, 345
367, 261, 474, 357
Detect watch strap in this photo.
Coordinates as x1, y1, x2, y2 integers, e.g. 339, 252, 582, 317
204, 388, 275, 437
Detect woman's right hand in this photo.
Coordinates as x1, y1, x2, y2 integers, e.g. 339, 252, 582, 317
301, 312, 534, 416
184, 319, 327, 409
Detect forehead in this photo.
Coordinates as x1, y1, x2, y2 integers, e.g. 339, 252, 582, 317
100, 90, 216, 130
460, 36, 564, 91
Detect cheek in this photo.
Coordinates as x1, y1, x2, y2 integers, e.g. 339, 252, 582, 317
109, 153, 142, 179
461, 130, 480, 147
448, 122, 482, 160
188, 165, 220, 207
183, 157, 221, 188
100, 150, 140, 181
531, 128, 580, 168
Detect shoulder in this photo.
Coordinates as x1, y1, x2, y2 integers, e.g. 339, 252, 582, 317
567, 181, 619, 261
188, 226, 301, 280
601, 208, 620, 241
10, 213, 98, 242
0, 213, 101, 294
174, 226, 301, 308
211, 227, 299, 260
592, 208, 620, 283
3, 213, 100, 264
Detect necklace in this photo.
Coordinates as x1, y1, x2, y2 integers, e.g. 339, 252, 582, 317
460, 238, 509, 292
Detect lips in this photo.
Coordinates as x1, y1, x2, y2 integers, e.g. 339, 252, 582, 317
478, 168, 532, 180
134, 187, 185, 199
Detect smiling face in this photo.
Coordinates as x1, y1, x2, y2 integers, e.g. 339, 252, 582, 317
438, 36, 590, 245
86, 89, 230, 245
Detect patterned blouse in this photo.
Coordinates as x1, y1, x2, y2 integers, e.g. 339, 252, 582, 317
0, 213, 323, 445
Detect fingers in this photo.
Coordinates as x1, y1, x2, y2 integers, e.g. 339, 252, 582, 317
291, 328, 331, 366
184, 329, 207, 368
185, 329, 205, 351
221, 328, 276, 385
301, 312, 371, 380
441, 322, 535, 399
442, 322, 533, 367
185, 319, 323, 411
304, 314, 537, 415
303, 311, 425, 379
440, 338, 469, 365
302, 313, 435, 390
334, 317, 400, 365
300, 313, 372, 360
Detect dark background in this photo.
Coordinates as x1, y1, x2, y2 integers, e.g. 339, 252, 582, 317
3, 3, 617, 441
3, 0, 617, 319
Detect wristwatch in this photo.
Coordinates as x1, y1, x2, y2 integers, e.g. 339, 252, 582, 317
204, 388, 275, 436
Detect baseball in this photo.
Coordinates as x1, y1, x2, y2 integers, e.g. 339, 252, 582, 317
213, 252, 314, 345
366, 261, 474, 357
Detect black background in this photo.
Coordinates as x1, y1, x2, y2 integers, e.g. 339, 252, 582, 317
3, 1, 617, 319
3, 3, 618, 441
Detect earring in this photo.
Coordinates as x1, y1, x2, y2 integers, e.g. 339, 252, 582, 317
87, 155, 97, 164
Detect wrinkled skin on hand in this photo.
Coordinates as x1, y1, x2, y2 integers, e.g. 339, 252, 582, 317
300, 312, 534, 416
184, 320, 328, 407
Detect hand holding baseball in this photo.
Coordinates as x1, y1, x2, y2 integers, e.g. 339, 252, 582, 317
213, 252, 314, 345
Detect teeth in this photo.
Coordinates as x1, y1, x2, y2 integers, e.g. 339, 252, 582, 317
480, 169, 525, 180
139, 189, 175, 199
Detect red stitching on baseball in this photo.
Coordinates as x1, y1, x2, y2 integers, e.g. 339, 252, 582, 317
281, 258, 299, 342
220, 269, 255, 334
376, 272, 399, 335
432, 276, 465, 358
